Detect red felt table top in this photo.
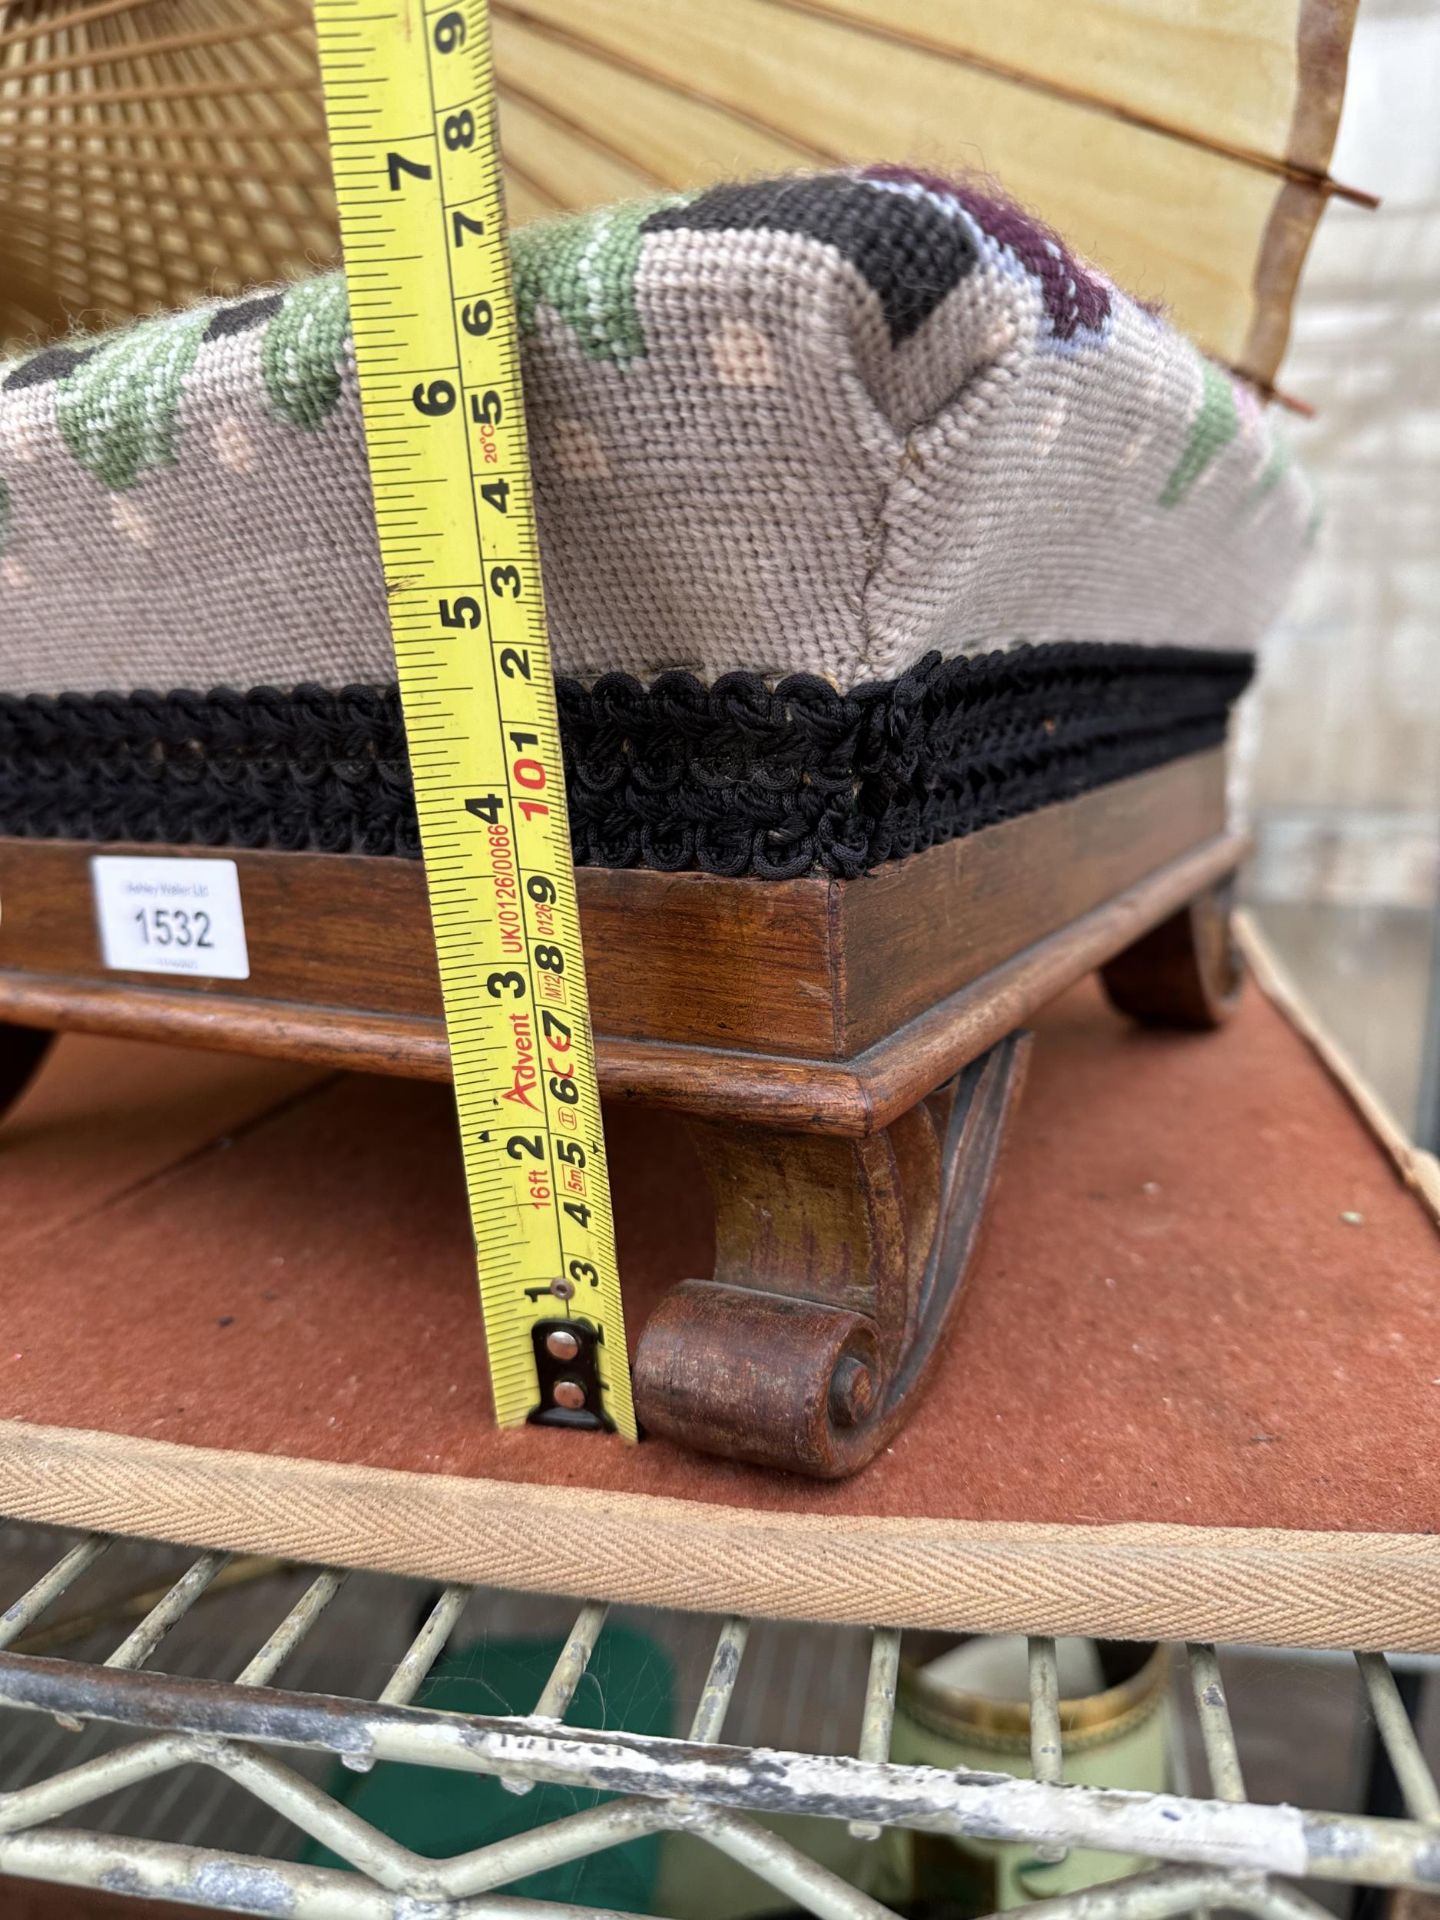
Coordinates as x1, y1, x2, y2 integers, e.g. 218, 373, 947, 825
0, 974, 1435, 1540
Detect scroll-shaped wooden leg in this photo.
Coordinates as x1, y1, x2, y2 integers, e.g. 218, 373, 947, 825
633, 1030, 1031, 1477
1100, 877, 1242, 1030
0, 1025, 51, 1124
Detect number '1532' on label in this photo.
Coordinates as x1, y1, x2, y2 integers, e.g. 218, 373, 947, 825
91, 856, 250, 981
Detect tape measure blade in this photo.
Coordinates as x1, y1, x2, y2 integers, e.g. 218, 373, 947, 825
316, 0, 636, 1441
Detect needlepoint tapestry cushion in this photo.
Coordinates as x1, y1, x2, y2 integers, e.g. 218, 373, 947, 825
0, 167, 1311, 878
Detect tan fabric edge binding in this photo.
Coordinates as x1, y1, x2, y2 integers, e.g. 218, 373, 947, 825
0, 1418, 1436, 1649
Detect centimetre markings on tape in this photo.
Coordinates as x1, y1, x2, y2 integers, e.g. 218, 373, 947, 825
315, 0, 636, 1441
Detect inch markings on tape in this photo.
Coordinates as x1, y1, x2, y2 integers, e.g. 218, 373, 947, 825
314, 0, 635, 1441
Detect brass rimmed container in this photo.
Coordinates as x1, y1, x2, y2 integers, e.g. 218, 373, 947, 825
876, 1636, 1171, 1913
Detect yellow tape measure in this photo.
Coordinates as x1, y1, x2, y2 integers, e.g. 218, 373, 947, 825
315, 0, 636, 1441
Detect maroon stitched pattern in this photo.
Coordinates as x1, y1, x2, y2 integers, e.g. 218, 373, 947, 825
860, 164, 1112, 341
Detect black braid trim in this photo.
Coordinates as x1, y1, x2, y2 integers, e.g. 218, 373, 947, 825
0, 644, 1253, 878
0, 684, 421, 859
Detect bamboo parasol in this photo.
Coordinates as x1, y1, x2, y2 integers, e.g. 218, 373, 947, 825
0, 0, 1369, 386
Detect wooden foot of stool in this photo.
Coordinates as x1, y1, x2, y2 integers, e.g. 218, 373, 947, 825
633, 1030, 1032, 1477
1100, 879, 1242, 1030
0, 1024, 50, 1123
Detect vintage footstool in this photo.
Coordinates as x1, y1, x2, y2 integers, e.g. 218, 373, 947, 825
0, 168, 1312, 1474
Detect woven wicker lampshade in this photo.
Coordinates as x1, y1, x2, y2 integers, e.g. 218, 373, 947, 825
0, 0, 1361, 381
0, 1, 336, 343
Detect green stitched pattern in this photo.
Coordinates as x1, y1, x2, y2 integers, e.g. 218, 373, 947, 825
1159, 361, 1239, 509
55, 307, 211, 491
261, 274, 351, 429
1247, 438, 1292, 507
512, 195, 688, 363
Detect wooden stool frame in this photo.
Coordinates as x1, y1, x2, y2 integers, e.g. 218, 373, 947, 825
0, 749, 1243, 1476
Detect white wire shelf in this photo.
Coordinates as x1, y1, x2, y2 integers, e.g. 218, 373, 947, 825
0, 1522, 1434, 1917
